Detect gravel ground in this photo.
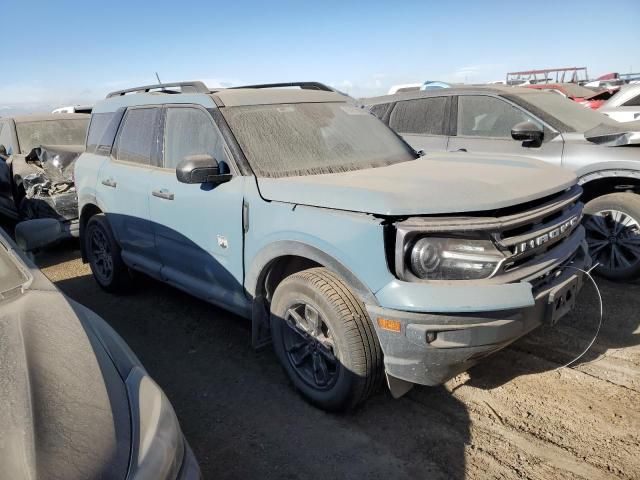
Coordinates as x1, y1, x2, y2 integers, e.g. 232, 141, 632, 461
35, 242, 640, 480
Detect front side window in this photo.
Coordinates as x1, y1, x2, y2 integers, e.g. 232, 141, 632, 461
15, 118, 89, 153
389, 97, 448, 135
222, 102, 416, 178
163, 108, 227, 169
115, 108, 159, 165
457, 96, 536, 138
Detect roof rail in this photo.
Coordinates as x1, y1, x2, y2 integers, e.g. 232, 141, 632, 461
106, 81, 209, 98
229, 82, 335, 92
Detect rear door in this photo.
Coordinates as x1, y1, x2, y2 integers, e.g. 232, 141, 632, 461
148, 105, 246, 312
388, 96, 450, 152
97, 106, 162, 277
446, 95, 564, 164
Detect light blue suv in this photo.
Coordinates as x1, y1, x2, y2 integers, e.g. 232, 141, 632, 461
75, 81, 590, 410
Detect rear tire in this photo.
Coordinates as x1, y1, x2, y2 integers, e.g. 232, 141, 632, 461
270, 267, 383, 411
84, 214, 133, 292
584, 192, 640, 281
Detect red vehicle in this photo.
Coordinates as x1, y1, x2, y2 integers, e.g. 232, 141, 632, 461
524, 83, 616, 109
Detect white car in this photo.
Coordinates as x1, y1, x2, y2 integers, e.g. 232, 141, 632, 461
598, 84, 640, 123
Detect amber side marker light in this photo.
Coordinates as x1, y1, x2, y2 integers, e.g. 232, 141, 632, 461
377, 317, 402, 332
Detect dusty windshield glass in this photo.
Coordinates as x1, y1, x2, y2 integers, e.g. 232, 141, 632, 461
16, 118, 89, 153
0, 245, 28, 294
222, 102, 416, 178
517, 93, 619, 132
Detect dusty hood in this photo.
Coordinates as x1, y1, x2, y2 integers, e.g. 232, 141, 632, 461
0, 289, 131, 480
256, 152, 576, 216
584, 121, 640, 146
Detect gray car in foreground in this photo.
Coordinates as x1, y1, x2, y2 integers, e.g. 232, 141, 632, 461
364, 87, 640, 280
0, 226, 200, 479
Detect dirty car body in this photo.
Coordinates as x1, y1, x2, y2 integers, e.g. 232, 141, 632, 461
0, 228, 200, 479
74, 81, 589, 409
0, 114, 88, 234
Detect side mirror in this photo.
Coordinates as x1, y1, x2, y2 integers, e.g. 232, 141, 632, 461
511, 121, 544, 145
15, 218, 63, 252
0, 145, 7, 157
176, 154, 232, 185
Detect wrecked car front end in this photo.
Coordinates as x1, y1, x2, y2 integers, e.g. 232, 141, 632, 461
369, 185, 590, 394
15, 145, 83, 236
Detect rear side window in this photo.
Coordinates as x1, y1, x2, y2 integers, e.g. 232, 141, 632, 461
457, 96, 536, 138
86, 112, 115, 153
115, 108, 159, 165
389, 97, 448, 135
623, 94, 640, 107
163, 107, 227, 169
0, 123, 11, 154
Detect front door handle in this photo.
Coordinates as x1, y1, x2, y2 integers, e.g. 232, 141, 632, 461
455, 148, 467, 152
101, 178, 117, 188
152, 189, 175, 201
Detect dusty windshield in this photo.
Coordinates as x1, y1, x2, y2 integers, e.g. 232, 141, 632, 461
0, 244, 28, 295
222, 102, 416, 178
16, 118, 89, 153
515, 92, 619, 132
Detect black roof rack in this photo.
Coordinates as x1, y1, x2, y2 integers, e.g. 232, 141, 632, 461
229, 82, 335, 92
106, 81, 209, 98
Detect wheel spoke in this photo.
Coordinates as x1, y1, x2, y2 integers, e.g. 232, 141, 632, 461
585, 215, 611, 237
613, 245, 631, 268
312, 353, 329, 386
304, 304, 321, 336
587, 238, 609, 256
288, 342, 311, 367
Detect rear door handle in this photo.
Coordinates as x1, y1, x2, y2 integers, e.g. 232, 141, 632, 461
454, 148, 467, 152
101, 178, 117, 188
152, 189, 175, 201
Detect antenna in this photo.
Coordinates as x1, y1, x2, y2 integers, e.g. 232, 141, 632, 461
155, 72, 162, 84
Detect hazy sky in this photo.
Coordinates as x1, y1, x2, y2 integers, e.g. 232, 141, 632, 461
2, 0, 638, 114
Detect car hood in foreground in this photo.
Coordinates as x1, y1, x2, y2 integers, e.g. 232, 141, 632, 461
256, 152, 576, 216
0, 287, 131, 480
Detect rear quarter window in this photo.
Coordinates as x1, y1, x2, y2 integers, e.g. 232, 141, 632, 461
86, 112, 116, 153
623, 94, 640, 107
389, 97, 448, 135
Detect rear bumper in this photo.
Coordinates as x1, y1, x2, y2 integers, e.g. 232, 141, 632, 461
367, 240, 590, 387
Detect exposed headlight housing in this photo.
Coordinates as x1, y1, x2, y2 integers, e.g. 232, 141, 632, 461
126, 367, 184, 480
408, 237, 504, 280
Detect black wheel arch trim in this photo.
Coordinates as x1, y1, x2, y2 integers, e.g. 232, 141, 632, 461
245, 240, 379, 306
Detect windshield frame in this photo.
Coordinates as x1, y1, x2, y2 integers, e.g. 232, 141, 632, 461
220, 101, 418, 179
15, 118, 89, 154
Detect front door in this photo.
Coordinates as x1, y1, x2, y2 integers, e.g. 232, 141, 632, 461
446, 95, 564, 165
98, 106, 162, 277
148, 105, 246, 313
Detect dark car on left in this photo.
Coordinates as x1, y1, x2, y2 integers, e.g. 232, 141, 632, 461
0, 226, 201, 479
0, 113, 89, 235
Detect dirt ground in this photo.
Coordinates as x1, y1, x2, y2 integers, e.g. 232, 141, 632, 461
35, 243, 639, 480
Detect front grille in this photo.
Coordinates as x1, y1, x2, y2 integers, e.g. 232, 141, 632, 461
491, 185, 583, 282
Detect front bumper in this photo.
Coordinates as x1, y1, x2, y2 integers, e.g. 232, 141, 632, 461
367, 240, 590, 387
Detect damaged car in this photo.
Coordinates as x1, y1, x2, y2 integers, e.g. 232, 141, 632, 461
0, 226, 201, 479
0, 113, 89, 235
73, 81, 590, 410
364, 86, 640, 280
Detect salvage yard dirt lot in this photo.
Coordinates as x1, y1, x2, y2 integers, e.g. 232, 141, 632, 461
38, 244, 639, 480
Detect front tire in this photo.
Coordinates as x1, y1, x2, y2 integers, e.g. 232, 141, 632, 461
584, 192, 640, 281
85, 214, 133, 292
270, 267, 383, 411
